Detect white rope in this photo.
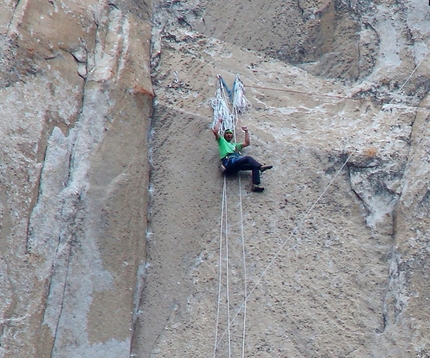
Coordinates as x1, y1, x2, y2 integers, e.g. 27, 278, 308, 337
210, 76, 234, 132
212, 75, 237, 357
389, 49, 430, 105
210, 88, 233, 130
238, 174, 247, 357
208, 58, 429, 353
211, 74, 254, 356
213, 175, 233, 357
212, 74, 250, 356
213, 177, 226, 357
214, 152, 353, 350
224, 183, 232, 358
212, 75, 250, 356
232, 104, 248, 358
232, 74, 251, 114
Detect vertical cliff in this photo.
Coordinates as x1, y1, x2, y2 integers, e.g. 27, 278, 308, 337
1, 0, 430, 357
0, 1, 153, 356
132, 0, 430, 357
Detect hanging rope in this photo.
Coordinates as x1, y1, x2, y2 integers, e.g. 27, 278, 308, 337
214, 152, 353, 350
237, 148, 247, 358
239, 176, 247, 358
212, 74, 250, 357
213, 177, 226, 357
210, 75, 235, 132
231, 104, 248, 358
213, 175, 233, 357
228, 84, 248, 358
224, 185, 232, 358
209, 51, 430, 358
212, 76, 235, 355
232, 74, 251, 114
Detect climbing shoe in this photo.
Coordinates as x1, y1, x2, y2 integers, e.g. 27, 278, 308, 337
260, 165, 273, 173
251, 185, 265, 192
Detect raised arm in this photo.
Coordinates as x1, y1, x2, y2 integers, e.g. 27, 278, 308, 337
213, 118, 222, 139
240, 126, 250, 148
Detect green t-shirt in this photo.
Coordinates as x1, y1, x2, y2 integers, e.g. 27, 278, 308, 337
217, 136, 243, 159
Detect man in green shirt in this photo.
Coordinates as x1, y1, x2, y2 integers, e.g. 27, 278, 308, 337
213, 119, 272, 192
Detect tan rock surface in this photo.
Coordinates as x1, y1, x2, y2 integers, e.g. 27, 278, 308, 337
1, 0, 430, 357
0, 1, 152, 357
132, 1, 430, 357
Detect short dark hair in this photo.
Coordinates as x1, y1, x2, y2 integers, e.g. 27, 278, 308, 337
224, 129, 233, 134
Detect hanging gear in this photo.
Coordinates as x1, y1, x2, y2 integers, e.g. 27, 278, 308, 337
232, 74, 251, 114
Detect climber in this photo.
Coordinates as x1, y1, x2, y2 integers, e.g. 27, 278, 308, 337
213, 118, 272, 192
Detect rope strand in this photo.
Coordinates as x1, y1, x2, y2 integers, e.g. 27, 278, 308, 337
210, 51, 429, 353
214, 152, 353, 350
388, 49, 430, 105
213, 177, 226, 357
224, 182, 232, 358
212, 75, 251, 357
238, 175, 247, 357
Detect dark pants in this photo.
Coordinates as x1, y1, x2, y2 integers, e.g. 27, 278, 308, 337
222, 155, 262, 184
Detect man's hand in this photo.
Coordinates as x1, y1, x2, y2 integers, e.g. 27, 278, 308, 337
241, 126, 250, 147
213, 118, 223, 139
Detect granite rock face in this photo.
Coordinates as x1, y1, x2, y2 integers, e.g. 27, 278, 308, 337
1, 0, 430, 357
0, 1, 152, 357
133, 1, 430, 357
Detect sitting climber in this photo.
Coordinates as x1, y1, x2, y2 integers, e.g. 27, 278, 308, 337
213, 118, 272, 192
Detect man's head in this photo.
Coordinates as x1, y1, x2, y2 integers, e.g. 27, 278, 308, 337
224, 129, 233, 142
